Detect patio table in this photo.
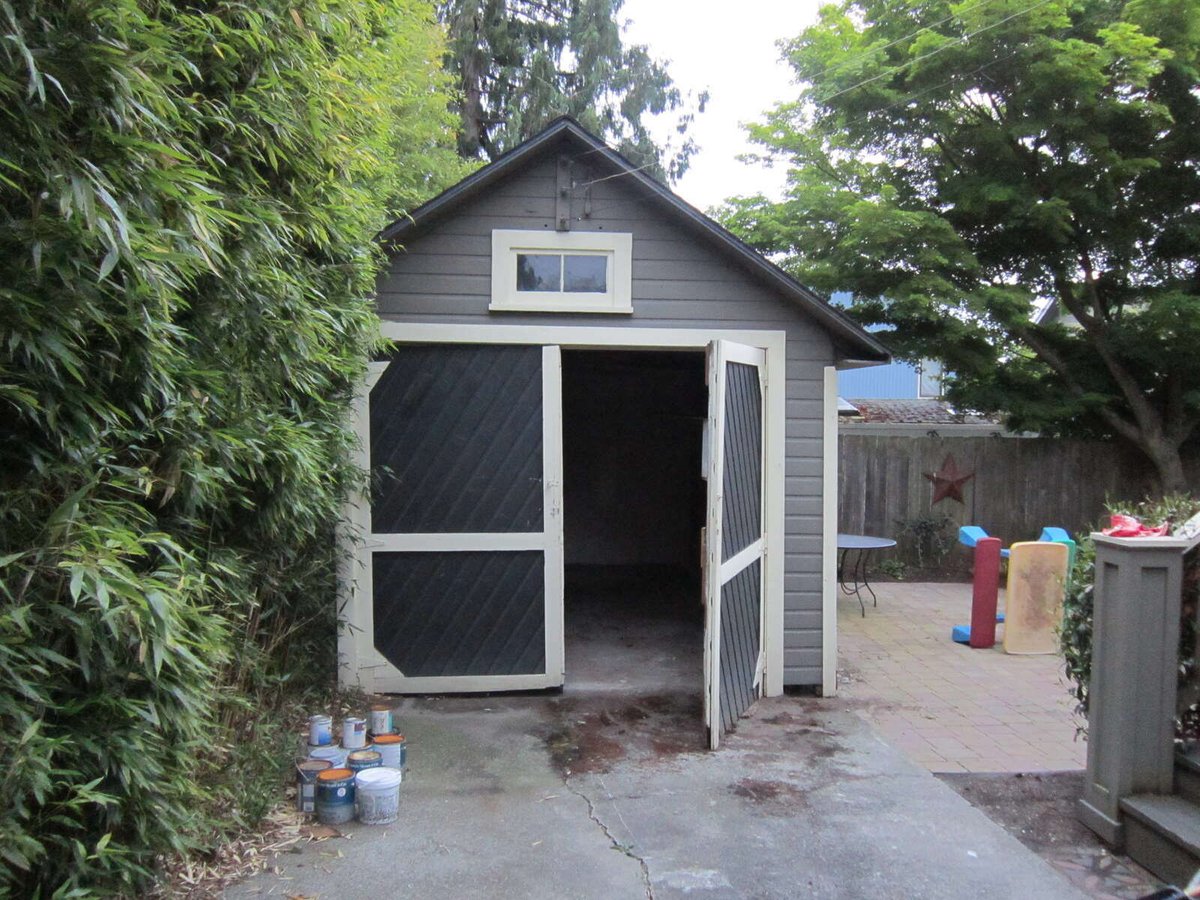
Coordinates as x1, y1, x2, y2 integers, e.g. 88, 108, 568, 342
837, 533, 897, 617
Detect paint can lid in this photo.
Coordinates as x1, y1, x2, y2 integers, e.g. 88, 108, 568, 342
317, 768, 353, 781
297, 759, 333, 773
356, 767, 402, 790
371, 703, 392, 711
372, 734, 404, 744
348, 750, 381, 762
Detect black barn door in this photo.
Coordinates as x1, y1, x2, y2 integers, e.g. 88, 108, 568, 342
366, 343, 564, 692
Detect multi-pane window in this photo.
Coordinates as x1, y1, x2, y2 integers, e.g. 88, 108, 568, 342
492, 231, 632, 313
516, 253, 608, 294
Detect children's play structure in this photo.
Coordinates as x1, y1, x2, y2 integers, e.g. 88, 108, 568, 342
953, 526, 1075, 653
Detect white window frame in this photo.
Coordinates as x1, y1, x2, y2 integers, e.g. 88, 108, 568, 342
917, 358, 944, 399
491, 229, 633, 314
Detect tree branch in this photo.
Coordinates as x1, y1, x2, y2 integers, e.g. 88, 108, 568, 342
1015, 323, 1142, 444
1052, 272, 1098, 330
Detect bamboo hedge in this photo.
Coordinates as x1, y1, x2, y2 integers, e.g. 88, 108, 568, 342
0, 0, 464, 894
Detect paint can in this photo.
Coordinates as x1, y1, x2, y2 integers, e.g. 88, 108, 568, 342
308, 714, 333, 747
307, 743, 347, 768
347, 749, 382, 775
315, 768, 355, 825
342, 717, 367, 750
296, 758, 332, 813
371, 733, 406, 773
369, 704, 394, 736
355, 766, 401, 825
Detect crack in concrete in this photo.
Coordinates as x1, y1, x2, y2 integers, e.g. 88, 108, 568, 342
566, 779, 654, 900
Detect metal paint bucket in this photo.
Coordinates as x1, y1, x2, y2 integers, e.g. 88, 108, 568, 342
308, 714, 333, 747
369, 704, 393, 736
347, 749, 382, 775
315, 768, 355, 825
371, 733, 406, 773
296, 758, 332, 813
308, 743, 347, 768
355, 766, 401, 825
342, 717, 367, 750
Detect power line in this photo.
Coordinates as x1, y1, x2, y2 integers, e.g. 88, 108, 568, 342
804, 0, 1006, 89
816, 0, 1057, 106
834, 44, 1027, 133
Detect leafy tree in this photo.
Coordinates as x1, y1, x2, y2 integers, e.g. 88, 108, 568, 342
439, 0, 706, 181
720, 0, 1200, 493
0, 0, 461, 893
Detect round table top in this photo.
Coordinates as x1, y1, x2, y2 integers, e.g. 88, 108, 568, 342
837, 533, 897, 550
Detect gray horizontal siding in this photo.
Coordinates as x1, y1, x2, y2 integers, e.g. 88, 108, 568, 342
378, 152, 838, 688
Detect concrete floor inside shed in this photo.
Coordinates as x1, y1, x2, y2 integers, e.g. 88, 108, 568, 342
558, 565, 709, 764
564, 565, 702, 696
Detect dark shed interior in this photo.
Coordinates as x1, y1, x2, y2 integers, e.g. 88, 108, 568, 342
561, 350, 707, 691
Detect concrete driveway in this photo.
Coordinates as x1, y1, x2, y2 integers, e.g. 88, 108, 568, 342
231, 689, 1086, 899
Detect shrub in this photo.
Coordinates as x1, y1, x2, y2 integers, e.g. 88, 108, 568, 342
1061, 495, 1200, 729
894, 513, 956, 569
0, 0, 463, 893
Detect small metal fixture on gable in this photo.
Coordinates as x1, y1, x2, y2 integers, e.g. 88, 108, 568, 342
556, 155, 571, 231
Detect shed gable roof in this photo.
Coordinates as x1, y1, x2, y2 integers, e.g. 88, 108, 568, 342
380, 117, 889, 363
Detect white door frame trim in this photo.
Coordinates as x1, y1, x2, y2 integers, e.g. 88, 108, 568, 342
704, 339, 769, 749
821, 365, 839, 696
341, 322, 786, 696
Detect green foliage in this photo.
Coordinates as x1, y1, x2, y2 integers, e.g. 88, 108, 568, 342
719, 0, 1200, 493
1060, 495, 1200, 729
439, 0, 707, 181
0, 0, 461, 894
877, 557, 910, 581
894, 513, 956, 569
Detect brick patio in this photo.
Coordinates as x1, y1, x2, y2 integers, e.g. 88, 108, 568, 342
837, 581, 1087, 773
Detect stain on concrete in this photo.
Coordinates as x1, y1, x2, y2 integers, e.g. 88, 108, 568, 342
729, 778, 809, 814
539, 691, 706, 775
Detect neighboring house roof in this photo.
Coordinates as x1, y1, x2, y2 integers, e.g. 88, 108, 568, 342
843, 398, 998, 425
379, 116, 890, 365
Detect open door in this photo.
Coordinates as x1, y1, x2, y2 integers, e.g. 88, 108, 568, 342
703, 340, 767, 749
363, 343, 564, 693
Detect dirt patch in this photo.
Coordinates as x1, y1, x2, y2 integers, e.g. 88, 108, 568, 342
938, 771, 1094, 852
730, 778, 809, 814
938, 771, 1162, 898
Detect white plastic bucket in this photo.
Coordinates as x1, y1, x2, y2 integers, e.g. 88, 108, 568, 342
355, 766, 401, 825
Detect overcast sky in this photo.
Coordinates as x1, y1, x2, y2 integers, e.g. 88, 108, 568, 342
619, 0, 824, 212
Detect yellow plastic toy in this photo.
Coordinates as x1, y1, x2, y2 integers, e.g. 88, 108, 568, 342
1003, 541, 1069, 655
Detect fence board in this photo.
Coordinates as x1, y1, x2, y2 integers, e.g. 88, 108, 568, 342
838, 432, 1164, 572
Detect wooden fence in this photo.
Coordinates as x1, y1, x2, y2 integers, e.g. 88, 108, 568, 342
838, 429, 1162, 573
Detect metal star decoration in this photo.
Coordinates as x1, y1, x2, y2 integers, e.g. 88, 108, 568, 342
923, 453, 975, 505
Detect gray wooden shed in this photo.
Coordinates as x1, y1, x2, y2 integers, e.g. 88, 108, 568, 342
339, 118, 888, 747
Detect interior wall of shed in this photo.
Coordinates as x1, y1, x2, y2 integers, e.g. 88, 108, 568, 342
561, 349, 707, 574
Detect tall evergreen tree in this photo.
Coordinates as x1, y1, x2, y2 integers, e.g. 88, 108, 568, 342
439, 0, 706, 182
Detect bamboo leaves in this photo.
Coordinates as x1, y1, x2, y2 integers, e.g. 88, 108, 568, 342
1, 0, 462, 894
